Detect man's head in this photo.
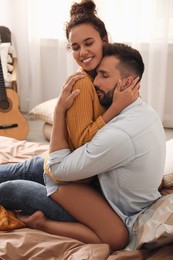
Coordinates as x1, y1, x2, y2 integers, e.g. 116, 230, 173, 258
94, 43, 144, 108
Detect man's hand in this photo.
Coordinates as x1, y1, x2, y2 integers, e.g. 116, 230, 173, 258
56, 72, 85, 113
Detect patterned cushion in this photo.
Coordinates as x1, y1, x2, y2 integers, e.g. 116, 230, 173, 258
29, 98, 57, 125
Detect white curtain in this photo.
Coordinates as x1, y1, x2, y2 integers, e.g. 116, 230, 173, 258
0, 0, 172, 127
96, 0, 173, 127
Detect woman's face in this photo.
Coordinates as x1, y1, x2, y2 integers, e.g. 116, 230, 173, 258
69, 23, 106, 72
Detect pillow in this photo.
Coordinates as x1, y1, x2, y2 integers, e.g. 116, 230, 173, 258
43, 122, 52, 141
29, 98, 58, 125
127, 193, 173, 250
162, 138, 173, 188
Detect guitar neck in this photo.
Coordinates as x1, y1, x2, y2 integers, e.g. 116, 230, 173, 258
0, 56, 8, 101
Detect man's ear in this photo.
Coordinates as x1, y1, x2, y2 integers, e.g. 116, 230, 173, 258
121, 77, 133, 91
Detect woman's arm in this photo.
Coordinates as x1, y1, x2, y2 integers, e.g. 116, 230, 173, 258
66, 74, 106, 149
49, 74, 82, 153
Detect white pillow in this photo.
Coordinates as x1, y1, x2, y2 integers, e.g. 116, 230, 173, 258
29, 98, 58, 125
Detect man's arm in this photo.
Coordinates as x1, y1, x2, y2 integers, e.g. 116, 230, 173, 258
48, 126, 134, 182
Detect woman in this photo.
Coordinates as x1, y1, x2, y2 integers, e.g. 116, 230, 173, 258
0, 0, 139, 250
0, 0, 137, 185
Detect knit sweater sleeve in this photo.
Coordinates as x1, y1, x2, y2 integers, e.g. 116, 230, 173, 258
66, 75, 106, 149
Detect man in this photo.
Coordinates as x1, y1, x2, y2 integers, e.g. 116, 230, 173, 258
0, 43, 166, 250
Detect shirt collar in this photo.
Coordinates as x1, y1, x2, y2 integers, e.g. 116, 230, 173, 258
122, 97, 143, 113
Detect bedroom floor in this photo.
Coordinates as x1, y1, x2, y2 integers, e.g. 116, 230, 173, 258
24, 113, 173, 143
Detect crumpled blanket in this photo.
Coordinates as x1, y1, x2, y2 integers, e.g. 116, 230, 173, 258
0, 136, 48, 231
0, 205, 26, 231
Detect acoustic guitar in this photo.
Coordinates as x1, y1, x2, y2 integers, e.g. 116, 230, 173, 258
0, 56, 29, 140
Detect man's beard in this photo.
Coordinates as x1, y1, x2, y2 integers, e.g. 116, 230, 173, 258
95, 85, 116, 109
99, 91, 113, 108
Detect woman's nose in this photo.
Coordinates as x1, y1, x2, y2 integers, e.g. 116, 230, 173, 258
80, 46, 88, 56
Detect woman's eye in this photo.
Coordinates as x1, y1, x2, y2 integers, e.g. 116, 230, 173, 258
72, 46, 79, 51
85, 40, 94, 46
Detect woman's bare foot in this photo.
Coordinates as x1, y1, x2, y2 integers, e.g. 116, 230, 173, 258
17, 211, 46, 230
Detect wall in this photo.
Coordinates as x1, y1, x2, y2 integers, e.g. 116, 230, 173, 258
140, 43, 173, 128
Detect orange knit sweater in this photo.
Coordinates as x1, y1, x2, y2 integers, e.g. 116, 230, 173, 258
44, 73, 106, 183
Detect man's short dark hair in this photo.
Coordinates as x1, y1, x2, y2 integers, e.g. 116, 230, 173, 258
103, 43, 144, 80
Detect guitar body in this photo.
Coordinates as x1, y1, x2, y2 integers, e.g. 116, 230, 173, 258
0, 88, 29, 140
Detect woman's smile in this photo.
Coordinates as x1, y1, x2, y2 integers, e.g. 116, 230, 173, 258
81, 56, 94, 64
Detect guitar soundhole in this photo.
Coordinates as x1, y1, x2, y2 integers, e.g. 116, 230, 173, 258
0, 99, 11, 112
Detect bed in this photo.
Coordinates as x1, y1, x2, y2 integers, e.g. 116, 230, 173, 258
0, 136, 173, 259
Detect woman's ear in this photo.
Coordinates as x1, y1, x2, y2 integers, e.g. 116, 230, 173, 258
102, 35, 109, 44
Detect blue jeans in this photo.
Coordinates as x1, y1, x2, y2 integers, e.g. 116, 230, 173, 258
0, 156, 76, 222
0, 156, 44, 184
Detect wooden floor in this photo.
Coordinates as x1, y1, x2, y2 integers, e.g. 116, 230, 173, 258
24, 113, 173, 143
